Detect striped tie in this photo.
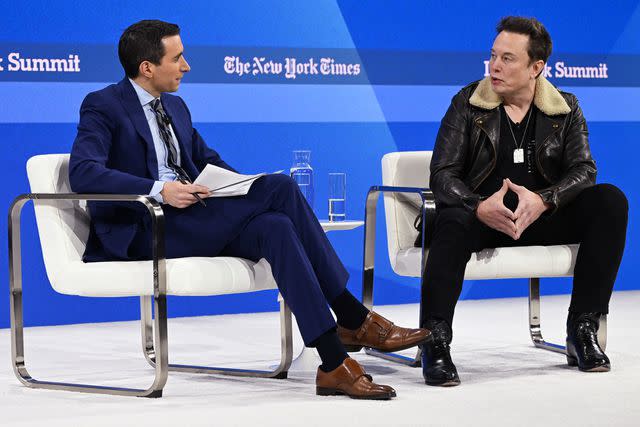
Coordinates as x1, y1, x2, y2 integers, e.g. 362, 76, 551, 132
150, 99, 191, 183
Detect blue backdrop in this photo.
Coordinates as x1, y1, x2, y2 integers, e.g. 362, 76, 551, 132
1, 0, 638, 327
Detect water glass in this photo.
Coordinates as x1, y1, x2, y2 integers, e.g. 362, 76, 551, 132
328, 173, 346, 222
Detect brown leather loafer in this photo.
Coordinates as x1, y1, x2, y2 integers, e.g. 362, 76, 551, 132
337, 311, 431, 352
316, 357, 396, 400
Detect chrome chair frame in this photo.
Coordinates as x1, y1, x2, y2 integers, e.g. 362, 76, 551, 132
529, 277, 607, 353
139, 295, 293, 378
361, 185, 607, 367
362, 186, 433, 367
9, 193, 293, 398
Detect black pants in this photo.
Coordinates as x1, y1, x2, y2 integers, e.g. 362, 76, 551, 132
421, 184, 628, 327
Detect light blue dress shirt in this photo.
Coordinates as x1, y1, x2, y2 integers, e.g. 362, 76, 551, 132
129, 78, 183, 203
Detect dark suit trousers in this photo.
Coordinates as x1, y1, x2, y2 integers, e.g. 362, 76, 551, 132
421, 184, 628, 328
131, 174, 348, 345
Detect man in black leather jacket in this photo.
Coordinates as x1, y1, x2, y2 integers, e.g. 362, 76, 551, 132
419, 16, 628, 386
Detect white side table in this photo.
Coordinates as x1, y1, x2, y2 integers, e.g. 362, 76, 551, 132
281, 220, 365, 372
320, 220, 364, 232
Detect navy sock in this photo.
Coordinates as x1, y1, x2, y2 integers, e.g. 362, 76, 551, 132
311, 328, 348, 373
330, 289, 370, 330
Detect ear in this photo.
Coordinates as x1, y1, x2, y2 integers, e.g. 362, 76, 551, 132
138, 60, 154, 79
531, 60, 545, 79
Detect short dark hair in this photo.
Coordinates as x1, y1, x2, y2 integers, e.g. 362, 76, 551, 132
118, 20, 180, 78
496, 16, 552, 64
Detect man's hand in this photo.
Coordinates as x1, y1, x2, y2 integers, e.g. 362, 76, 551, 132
476, 180, 517, 239
506, 178, 550, 239
160, 181, 210, 208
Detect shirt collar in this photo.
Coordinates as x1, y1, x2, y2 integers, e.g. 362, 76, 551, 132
128, 78, 157, 107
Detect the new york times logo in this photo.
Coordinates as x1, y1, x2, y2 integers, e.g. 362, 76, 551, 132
224, 56, 361, 79
0, 52, 80, 73
483, 60, 608, 79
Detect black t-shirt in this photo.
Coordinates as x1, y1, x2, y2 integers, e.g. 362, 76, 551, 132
476, 105, 547, 212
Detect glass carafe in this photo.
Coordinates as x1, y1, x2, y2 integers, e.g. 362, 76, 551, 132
290, 150, 314, 209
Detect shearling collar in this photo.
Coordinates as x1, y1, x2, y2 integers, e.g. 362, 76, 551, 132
469, 75, 571, 116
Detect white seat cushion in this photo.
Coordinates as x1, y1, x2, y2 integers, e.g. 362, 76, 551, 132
56, 257, 276, 297
394, 245, 578, 279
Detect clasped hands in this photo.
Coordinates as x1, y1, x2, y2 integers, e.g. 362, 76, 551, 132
476, 179, 550, 240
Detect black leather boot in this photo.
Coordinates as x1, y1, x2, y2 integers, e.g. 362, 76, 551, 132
421, 318, 460, 386
566, 312, 610, 372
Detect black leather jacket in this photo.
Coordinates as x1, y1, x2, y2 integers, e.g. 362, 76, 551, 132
430, 76, 596, 214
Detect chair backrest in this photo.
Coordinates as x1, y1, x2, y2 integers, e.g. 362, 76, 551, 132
26, 154, 90, 293
381, 151, 432, 265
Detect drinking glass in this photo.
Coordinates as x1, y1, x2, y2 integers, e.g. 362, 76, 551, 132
328, 173, 346, 222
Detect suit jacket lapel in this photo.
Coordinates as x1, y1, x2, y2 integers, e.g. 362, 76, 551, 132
118, 78, 159, 180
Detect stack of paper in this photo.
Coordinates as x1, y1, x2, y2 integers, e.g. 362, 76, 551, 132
193, 164, 275, 198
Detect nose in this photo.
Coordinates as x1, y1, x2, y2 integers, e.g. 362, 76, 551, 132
489, 57, 500, 74
180, 57, 191, 73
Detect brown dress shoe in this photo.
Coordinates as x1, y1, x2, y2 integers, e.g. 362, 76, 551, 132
316, 357, 396, 400
337, 311, 431, 352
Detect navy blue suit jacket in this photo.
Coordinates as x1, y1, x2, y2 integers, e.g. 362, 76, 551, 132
69, 78, 235, 261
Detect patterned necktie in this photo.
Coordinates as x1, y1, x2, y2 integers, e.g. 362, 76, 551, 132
150, 99, 191, 183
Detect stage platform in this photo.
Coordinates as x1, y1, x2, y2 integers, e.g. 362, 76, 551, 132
1, 291, 638, 426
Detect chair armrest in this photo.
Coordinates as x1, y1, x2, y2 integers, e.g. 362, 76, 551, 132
361, 186, 435, 309
8, 193, 167, 296
369, 185, 431, 196
366, 185, 436, 249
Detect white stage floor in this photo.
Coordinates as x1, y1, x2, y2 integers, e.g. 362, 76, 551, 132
1, 291, 639, 426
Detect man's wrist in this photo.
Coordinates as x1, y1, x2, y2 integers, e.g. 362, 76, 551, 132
150, 180, 166, 204
474, 199, 486, 218
535, 193, 550, 210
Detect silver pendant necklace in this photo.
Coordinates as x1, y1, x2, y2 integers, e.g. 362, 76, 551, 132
505, 106, 532, 164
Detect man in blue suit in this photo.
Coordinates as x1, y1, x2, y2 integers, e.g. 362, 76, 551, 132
69, 19, 430, 399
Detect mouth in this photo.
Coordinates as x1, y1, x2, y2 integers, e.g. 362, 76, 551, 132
491, 77, 503, 85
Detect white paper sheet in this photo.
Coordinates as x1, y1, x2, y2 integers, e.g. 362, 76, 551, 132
193, 164, 282, 198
